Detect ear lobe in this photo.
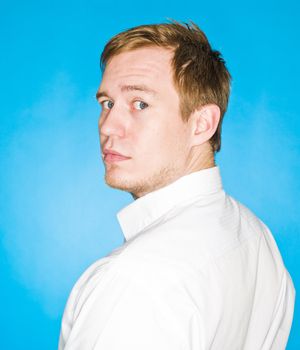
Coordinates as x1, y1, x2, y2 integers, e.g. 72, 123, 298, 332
192, 104, 221, 145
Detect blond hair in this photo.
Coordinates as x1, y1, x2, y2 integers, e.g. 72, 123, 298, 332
101, 21, 231, 152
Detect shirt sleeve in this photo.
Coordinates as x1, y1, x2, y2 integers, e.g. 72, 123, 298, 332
60, 253, 206, 350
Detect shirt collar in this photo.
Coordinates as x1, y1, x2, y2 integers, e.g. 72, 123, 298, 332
117, 166, 223, 241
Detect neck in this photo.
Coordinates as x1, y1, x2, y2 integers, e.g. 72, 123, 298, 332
183, 142, 215, 175
131, 143, 215, 200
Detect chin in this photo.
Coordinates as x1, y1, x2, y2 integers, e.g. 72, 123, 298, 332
104, 170, 140, 193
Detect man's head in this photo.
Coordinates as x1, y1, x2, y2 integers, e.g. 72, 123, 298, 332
97, 21, 231, 197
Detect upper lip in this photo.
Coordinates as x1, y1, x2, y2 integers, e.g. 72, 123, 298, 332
103, 148, 130, 158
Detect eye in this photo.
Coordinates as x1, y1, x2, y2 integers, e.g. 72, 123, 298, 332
101, 100, 114, 110
133, 101, 148, 110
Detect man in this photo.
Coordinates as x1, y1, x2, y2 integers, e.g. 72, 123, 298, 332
59, 21, 295, 349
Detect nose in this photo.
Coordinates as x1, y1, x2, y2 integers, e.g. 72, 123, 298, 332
99, 104, 126, 138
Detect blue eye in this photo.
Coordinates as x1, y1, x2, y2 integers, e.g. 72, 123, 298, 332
102, 100, 114, 110
133, 101, 148, 110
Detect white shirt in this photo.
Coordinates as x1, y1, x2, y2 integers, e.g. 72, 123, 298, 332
59, 167, 295, 350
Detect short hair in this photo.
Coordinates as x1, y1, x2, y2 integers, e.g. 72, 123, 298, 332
100, 21, 231, 152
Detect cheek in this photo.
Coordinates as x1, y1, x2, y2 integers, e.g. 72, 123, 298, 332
138, 125, 181, 163
129, 124, 162, 161
129, 107, 188, 162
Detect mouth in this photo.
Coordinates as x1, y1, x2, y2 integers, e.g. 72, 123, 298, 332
102, 149, 131, 163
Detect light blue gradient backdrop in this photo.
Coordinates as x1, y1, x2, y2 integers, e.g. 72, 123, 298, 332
1, 0, 299, 348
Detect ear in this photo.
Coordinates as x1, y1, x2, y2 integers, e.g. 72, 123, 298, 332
189, 104, 221, 147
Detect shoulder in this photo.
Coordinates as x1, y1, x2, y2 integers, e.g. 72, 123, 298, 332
63, 244, 127, 319
227, 196, 285, 261
121, 192, 267, 267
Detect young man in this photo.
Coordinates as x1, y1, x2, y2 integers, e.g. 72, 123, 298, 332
59, 22, 295, 349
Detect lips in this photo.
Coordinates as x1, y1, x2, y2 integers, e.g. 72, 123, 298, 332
103, 149, 131, 163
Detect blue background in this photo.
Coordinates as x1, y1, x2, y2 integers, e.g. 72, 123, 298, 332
1, 0, 299, 348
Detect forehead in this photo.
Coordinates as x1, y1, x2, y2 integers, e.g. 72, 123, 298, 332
100, 47, 175, 89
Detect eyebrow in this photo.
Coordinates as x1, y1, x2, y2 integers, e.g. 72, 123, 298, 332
96, 90, 108, 101
120, 84, 157, 95
96, 84, 157, 101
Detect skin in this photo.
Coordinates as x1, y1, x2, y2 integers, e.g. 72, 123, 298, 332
97, 46, 220, 198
